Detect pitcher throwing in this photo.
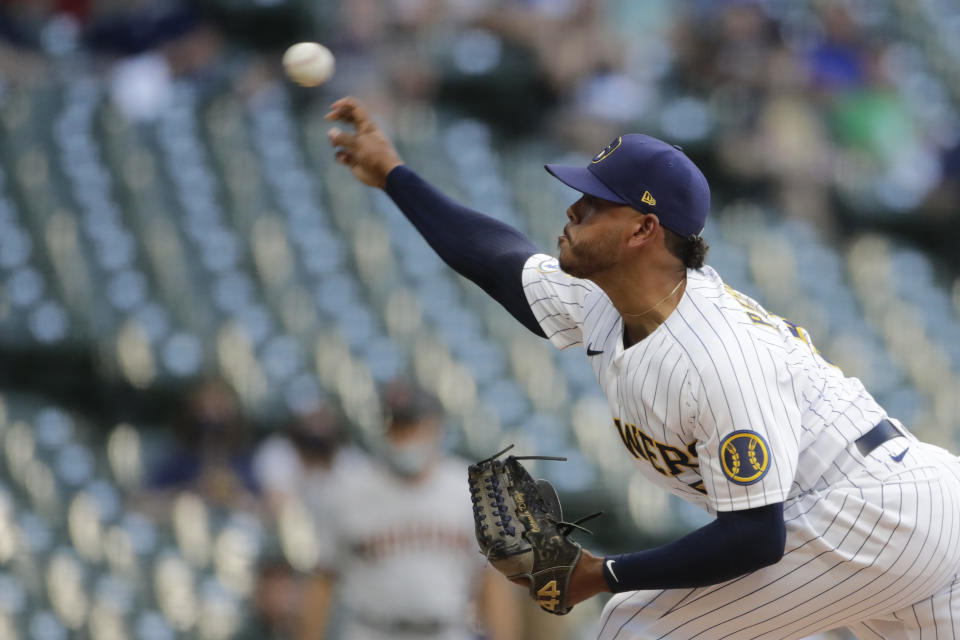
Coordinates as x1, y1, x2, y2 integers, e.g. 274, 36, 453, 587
327, 96, 960, 639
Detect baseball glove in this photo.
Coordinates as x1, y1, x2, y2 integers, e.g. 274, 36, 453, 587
468, 445, 601, 615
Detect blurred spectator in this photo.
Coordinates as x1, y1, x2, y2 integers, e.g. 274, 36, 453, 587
83, 0, 205, 56
660, 1, 957, 226
297, 379, 518, 640
0, 0, 207, 55
3, 0, 956, 228
146, 379, 259, 508
438, 0, 624, 135
245, 557, 304, 640
927, 137, 960, 219
807, 5, 870, 92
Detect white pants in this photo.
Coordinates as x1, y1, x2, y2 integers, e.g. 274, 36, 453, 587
598, 440, 960, 639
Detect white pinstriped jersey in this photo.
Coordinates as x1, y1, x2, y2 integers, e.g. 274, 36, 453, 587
523, 251, 960, 637
522, 254, 888, 514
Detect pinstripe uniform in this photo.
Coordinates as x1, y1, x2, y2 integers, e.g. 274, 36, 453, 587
523, 253, 960, 639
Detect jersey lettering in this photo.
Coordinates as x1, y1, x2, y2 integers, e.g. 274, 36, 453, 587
656, 441, 697, 476
746, 311, 775, 329
613, 418, 647, 462
780, 318, 810, 346
724, 285, 767, 317
687, 479, 707, 495
638, 431, 665, 474
614, 419, 698, 479
725, 285, 834, 364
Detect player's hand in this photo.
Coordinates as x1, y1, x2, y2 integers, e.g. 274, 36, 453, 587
565, 549, 610, 607
325, 97, 403, 189
507, 548, 609, 607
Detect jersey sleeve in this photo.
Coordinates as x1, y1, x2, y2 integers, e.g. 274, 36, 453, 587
251, 436, 301, 496
521, 253, 594, 350
688, 330, 801, 512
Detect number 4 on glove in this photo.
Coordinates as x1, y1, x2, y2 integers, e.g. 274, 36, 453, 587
468, 445, 602, 615
537, 580, 562, 612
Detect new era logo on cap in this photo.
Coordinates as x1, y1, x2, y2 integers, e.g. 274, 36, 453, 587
545, 134, 710, 238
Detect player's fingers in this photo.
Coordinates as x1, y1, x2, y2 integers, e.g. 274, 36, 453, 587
325, 97, 377, 134
334, 149, 356, 167
327, 96, 355, 113
346, 102, 377, 134
327, 126, 358, 150
326, 96, 362, 114
324, 99, 349, 122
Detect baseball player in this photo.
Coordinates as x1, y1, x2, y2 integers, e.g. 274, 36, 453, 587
300, 380, 518, 640
326, 97, 960, 639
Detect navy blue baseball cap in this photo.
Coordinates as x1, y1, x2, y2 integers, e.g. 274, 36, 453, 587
545, 134, 710, 237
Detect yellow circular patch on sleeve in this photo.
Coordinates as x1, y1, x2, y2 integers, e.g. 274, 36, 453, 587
719, 431, 770, 485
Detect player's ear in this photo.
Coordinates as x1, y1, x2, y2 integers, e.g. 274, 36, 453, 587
626, 213, 659, 249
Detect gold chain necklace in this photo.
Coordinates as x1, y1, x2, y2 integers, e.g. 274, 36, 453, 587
620, 277, 685, 318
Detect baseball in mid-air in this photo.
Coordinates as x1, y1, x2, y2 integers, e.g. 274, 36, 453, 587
282, 42, 335, 87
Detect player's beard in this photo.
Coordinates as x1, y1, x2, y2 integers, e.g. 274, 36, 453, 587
558, 228, 620, 279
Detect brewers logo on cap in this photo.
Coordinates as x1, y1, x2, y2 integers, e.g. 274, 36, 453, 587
592, 137, 622, 164
719, 430, 770, 485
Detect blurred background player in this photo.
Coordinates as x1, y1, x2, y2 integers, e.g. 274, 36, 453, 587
145, 378, 260, 509
253, 400, 366, 517
251, 402, 369, 639
297, 379, 518, 640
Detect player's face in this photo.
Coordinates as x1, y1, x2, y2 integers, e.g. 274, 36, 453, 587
557, 195, 636, 278
383, 418, 441, 479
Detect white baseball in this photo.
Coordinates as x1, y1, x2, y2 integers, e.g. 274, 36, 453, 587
282, 42, 335, 87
